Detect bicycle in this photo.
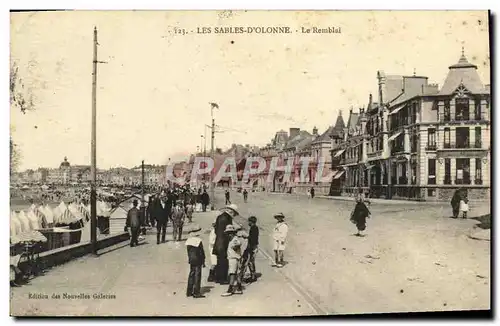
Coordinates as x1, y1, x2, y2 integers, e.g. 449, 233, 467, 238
15, 241, 45, 283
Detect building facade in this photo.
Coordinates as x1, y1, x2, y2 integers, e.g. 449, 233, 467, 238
330, 51, 490, 201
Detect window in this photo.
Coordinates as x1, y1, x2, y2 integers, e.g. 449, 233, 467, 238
456, 127, 469, 148
427, 128, 436, 150
455, 98, 470, 121
428, 189, 436, 197
444, 159, 451, 185
475, 158, 482, 185
428, 159, 436, 185
411, 163, 417, 185
475, 127, 482, 148
444, 128, 451, 148
411, 133, 417, 153
379, 134, 384, 151
474, 99, 482, 120
456, 158, 471, 185
412, 102, 418, 124
444, 100, 451, 122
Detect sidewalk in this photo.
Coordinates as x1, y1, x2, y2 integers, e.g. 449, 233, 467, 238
10, 211, 315, 317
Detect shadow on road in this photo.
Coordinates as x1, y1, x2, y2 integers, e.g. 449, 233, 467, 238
201, 286, 214, 295
97, 242, 130, 256
471, 214, 491, 229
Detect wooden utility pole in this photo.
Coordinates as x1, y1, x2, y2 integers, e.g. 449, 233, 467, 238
209, 103, 218, 210
90, 27, 98, 255
141, 160, 145, 233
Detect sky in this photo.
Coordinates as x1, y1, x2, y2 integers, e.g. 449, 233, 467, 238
10, 10, 490, 170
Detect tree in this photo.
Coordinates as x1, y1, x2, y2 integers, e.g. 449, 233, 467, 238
10, 61, 36, 114
10, 136, 21, 175
10, 61, 36, 174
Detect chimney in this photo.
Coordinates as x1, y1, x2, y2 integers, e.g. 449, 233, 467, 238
377, 70, 386, 105
312, 126, 318, 136
289, 128, 300, 139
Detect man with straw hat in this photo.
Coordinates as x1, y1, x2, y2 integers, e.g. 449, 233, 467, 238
185, 229, 206, 298
272, 213, 288, 268
213, 204, 239, 284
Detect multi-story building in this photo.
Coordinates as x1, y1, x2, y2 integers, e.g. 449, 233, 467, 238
330, 50, 490, 201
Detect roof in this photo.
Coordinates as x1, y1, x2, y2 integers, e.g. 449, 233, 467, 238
273, 130, 289, 147
296, 135, 315, 152
438, 52, 488, 96
346, 112, 359, 132
313, 126, 334, 144
284, 130, 312, 150
331, 113, 345, 138
384, 75, 405, 103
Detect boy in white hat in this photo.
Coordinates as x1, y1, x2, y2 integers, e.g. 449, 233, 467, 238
221, 224, 242, 296
272, 213, 288, 268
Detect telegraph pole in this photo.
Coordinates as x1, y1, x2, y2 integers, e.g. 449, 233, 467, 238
90, 27, 98, 255
209, 103, 218, 210
141, 160, 145, 234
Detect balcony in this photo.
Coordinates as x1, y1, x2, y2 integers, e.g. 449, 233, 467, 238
455, 177, 472, 185
390, 147, 405, 156
367, 150, 382, 159
340, 157, 359, 165
441, 142, 483, 150
425, 144, 437, 151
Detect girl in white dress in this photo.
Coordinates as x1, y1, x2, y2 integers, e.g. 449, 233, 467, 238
459, 196, 469, 219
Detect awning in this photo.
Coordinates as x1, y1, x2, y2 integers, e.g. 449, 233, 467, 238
333, 170, 345, 179
388, 131, 402, 142
365, 164, 375, 170
389, 106, 403, 115
334, 149, 346, 158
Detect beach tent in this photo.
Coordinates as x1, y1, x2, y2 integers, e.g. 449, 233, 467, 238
40, 204, 55, 226
68, 203, 85, 221
97, 201, 111, 217
10, 211, 22, 237
26, 210, 41, 230
17, 211, 32, 233
52, 202, 67, 224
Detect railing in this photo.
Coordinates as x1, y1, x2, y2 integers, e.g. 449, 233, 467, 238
426, 144, 437, 151
391, 148, 405, 156
455, 177, 472, 185
340, 157, 359, 165
475, 179, 483, 185
367, 150, 383, 158
442, 142, 483, 149
444, 176, 452, 185
369, 185, 388, 199
391, 186, 424, 200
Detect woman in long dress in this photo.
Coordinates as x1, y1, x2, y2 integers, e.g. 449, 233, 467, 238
450, 189, 464, 218
350, 197, 371, 236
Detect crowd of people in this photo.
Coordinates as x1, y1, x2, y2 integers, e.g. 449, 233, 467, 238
184, 203, 289, 298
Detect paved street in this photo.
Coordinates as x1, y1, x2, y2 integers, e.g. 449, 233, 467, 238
10, 209, 315, 317
225, 190, 491, 314
11, 191, 490, 316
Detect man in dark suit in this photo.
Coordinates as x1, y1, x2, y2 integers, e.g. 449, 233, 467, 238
213, 204, 239, 284
155, 192, 170, 244
126, 200, 142, 247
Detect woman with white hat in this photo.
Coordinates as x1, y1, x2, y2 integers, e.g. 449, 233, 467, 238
272, 213, 288, 268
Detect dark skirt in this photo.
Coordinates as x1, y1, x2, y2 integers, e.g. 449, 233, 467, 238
350, 202, 370, 231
